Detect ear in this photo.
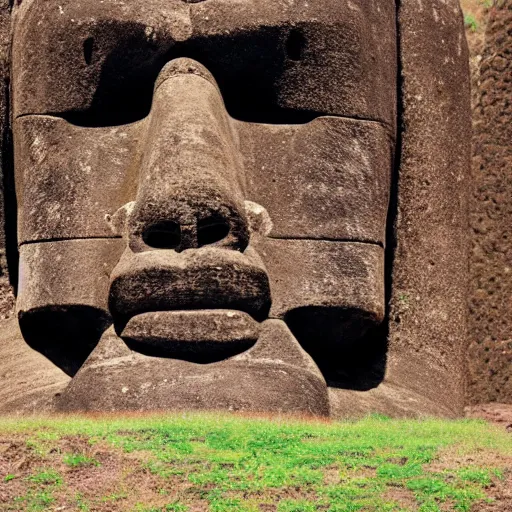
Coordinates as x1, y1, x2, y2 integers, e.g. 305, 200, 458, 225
387, 0, 471, 416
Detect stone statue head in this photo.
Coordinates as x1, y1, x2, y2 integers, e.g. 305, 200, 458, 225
1, 0, 471, 416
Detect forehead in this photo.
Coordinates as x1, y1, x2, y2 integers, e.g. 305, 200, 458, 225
12, 0, 397, 127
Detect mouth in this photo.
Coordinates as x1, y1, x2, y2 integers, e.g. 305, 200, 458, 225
108, 245, 271, 362
121, 309, 260, 363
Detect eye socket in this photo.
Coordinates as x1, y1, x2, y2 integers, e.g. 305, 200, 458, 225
58, 24, 320, 128
143, 221, 181, 250
178, 28, 317, 124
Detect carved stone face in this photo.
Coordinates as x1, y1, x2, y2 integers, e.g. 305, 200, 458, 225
12, 0, 396, 414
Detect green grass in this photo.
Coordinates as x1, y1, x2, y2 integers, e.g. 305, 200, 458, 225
0, 414, 510, 511
62, 452, 100, 468
26, 468, 63, 486
464, 13, 479, 32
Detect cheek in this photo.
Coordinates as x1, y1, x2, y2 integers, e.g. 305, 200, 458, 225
17, 239, 125, 376
240, 118, 390, 383
241, 118, 393, 243
14, 116, 142, 244
13, 116, 140, 373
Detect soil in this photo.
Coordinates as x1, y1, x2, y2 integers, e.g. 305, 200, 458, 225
471, 472, 512, 512
1, 416, 511, 512
464, 403, 512, 511
465, 403, 512, 432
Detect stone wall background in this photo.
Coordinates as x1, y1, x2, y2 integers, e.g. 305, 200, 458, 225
467, 0, 512, 404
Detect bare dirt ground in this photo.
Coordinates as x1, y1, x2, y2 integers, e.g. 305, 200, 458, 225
465, 404, 512, 511
466, 403, 512, 432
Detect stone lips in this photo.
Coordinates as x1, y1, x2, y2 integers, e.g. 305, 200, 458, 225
108, 245, 271, 327
57, 320, 330, 416
121, 310, 261, 363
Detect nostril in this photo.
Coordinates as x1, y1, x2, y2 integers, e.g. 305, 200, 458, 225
143, 221, 181, 250
197, 216, 230, 247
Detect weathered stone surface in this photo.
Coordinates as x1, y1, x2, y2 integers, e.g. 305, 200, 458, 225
0, 0, 472, 417
468, 3, 512, 405
18, 239, 124, 315
255, 237, 386, 393
0, 1, 14, 319
127, 59, 249, 254
253, 238, 385, 361
13, 0, 396, 128
385, 0, 471, 417
15, 87, 393, 247
329, 381, 459, 419
0, 318, 70, 413
256, 239, 384, 322
242, 118, 393, 243
109, 245, 271, 324
17, 239, 124, 374
57, 321, 329, 416
14, 116, 139, 243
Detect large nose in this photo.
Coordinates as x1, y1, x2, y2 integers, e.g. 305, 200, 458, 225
128, 58, 249, 253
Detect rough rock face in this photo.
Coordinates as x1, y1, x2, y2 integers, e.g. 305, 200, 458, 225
469, 2, 512, 405
0, 318, 69, 414
372, 0, 471, 418
0, 0, 471, 417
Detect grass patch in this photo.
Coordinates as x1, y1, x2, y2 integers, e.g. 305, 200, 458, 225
0, 414, 510, 511
26, 468, 63, 486
464, 13, 479, 32
62, 452, 100, 468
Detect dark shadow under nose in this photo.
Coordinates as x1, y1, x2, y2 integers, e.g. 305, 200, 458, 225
141, 212, 236, 252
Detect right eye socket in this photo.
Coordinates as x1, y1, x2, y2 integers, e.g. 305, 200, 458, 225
61, 29, 166, 127
183, 28, 319, 125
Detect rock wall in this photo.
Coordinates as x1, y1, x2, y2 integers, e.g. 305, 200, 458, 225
383, 0, 471, 416
468, 1, 512, 404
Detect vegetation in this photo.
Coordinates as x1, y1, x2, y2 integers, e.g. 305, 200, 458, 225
0, 414, 510, 511
461, 0, 493, 35
464, 14, 479, 32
